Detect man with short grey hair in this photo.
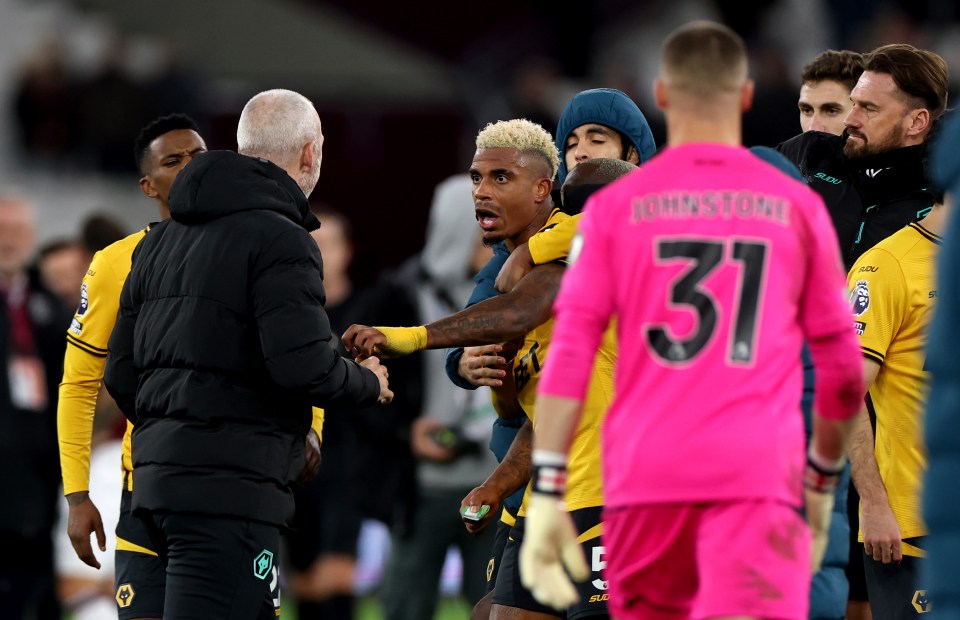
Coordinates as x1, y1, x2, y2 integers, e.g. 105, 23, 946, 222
104, 88, 392, 619
237, 89, 324, 195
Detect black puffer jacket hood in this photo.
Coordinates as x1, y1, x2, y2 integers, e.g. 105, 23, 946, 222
170, 150, 320, 231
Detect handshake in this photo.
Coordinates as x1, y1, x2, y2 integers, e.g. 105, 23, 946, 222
342, 324, 426, 360
343, 325, 428, 406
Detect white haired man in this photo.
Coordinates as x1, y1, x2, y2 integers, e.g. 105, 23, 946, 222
104, 89, 393, 619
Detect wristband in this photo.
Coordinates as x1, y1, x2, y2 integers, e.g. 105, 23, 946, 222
531, 450, 568, 497
804, 446, 846, 493
372, 325, 428, 356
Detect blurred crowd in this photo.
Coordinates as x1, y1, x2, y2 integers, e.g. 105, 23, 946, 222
13, 36, 206, 173
4, 0, 960, 287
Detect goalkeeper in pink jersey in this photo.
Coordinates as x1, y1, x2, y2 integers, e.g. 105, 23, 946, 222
519, 21, 864, 620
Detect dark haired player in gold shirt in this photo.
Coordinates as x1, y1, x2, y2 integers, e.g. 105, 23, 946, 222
847, 200, 949, 619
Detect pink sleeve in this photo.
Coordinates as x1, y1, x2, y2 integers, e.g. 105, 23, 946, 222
797, 190, 864, 419
538, 199, 616, 399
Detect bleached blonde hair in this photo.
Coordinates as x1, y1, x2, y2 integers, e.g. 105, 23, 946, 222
475, 119, 560, 180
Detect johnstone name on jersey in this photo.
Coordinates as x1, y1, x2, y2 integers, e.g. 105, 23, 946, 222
631, 191, 791, 226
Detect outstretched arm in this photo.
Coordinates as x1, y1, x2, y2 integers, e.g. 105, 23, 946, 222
343, 263, 564, 359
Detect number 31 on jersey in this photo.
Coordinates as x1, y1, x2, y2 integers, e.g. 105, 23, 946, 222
646, 237, 769, 367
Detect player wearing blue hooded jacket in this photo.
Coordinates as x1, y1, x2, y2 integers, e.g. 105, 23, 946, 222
554, 87, 657, 186
922, 110, 960, 619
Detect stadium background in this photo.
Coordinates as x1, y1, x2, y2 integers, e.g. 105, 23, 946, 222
1, 0, 957, 618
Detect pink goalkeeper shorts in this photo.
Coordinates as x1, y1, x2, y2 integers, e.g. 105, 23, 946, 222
602, 499, 811, 620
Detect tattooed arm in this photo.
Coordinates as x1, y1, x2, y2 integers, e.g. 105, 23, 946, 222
343, 263, 564, 358
459, 418, 533, 534
425, 263, 563, 348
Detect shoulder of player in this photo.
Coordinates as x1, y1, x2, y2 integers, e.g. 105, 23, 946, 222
538, 208, 571, 232
87, 228, 147, 278
849, 243, 909, 291
906, 221, 944, 248
784, 176, 828, 208
867, 224, 932, 263
102, 227, 148, 258
777, 131, 843, 170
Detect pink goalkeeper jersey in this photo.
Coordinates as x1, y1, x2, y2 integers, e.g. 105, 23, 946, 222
539, 143, 861, 508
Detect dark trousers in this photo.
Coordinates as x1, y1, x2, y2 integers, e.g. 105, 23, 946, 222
139, 510, 281, 620
863, 547, 930, 620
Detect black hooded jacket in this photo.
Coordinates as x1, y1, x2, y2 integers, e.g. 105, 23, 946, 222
104, 150, 380, 526
777, 131, 937, 270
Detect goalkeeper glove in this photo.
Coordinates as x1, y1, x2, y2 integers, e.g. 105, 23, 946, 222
518, 452, 589, 610
804, 446, 845, 574
371, 326, 427, 358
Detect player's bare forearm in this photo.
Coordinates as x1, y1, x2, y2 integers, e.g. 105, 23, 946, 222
491, 357, 524, 420
424, 264, 563, 349
65, 490, 90, 507
848, 405, 888, 505
810, 411, 855, 462
495, 242, 535, 293
483, 419, 534, 498
532, 394, 583, 455
848, 358, 885, 504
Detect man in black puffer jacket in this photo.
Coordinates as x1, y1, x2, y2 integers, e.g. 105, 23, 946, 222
104, 89, 391, 620
778, 44, 948, 620
777, 44, 948, 271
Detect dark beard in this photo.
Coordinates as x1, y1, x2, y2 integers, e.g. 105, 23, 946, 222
843, 139, 864, 158
481, 232, 505, 247
843, 127, 903, 159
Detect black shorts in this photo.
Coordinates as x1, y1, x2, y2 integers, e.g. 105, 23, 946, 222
486, 504, 519, 593
863, 541, 931, 620
847, 486, 869, 601
115, 481, 165, 619
137, 508, 281, 620
492, 506, 608, 619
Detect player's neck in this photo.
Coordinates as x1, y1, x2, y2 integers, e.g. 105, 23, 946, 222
667, 114, 742, 147
919, 202, 950, 236
507, 202, 553, 252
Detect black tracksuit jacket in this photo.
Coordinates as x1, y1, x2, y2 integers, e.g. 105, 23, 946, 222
777, 131, 937, 270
